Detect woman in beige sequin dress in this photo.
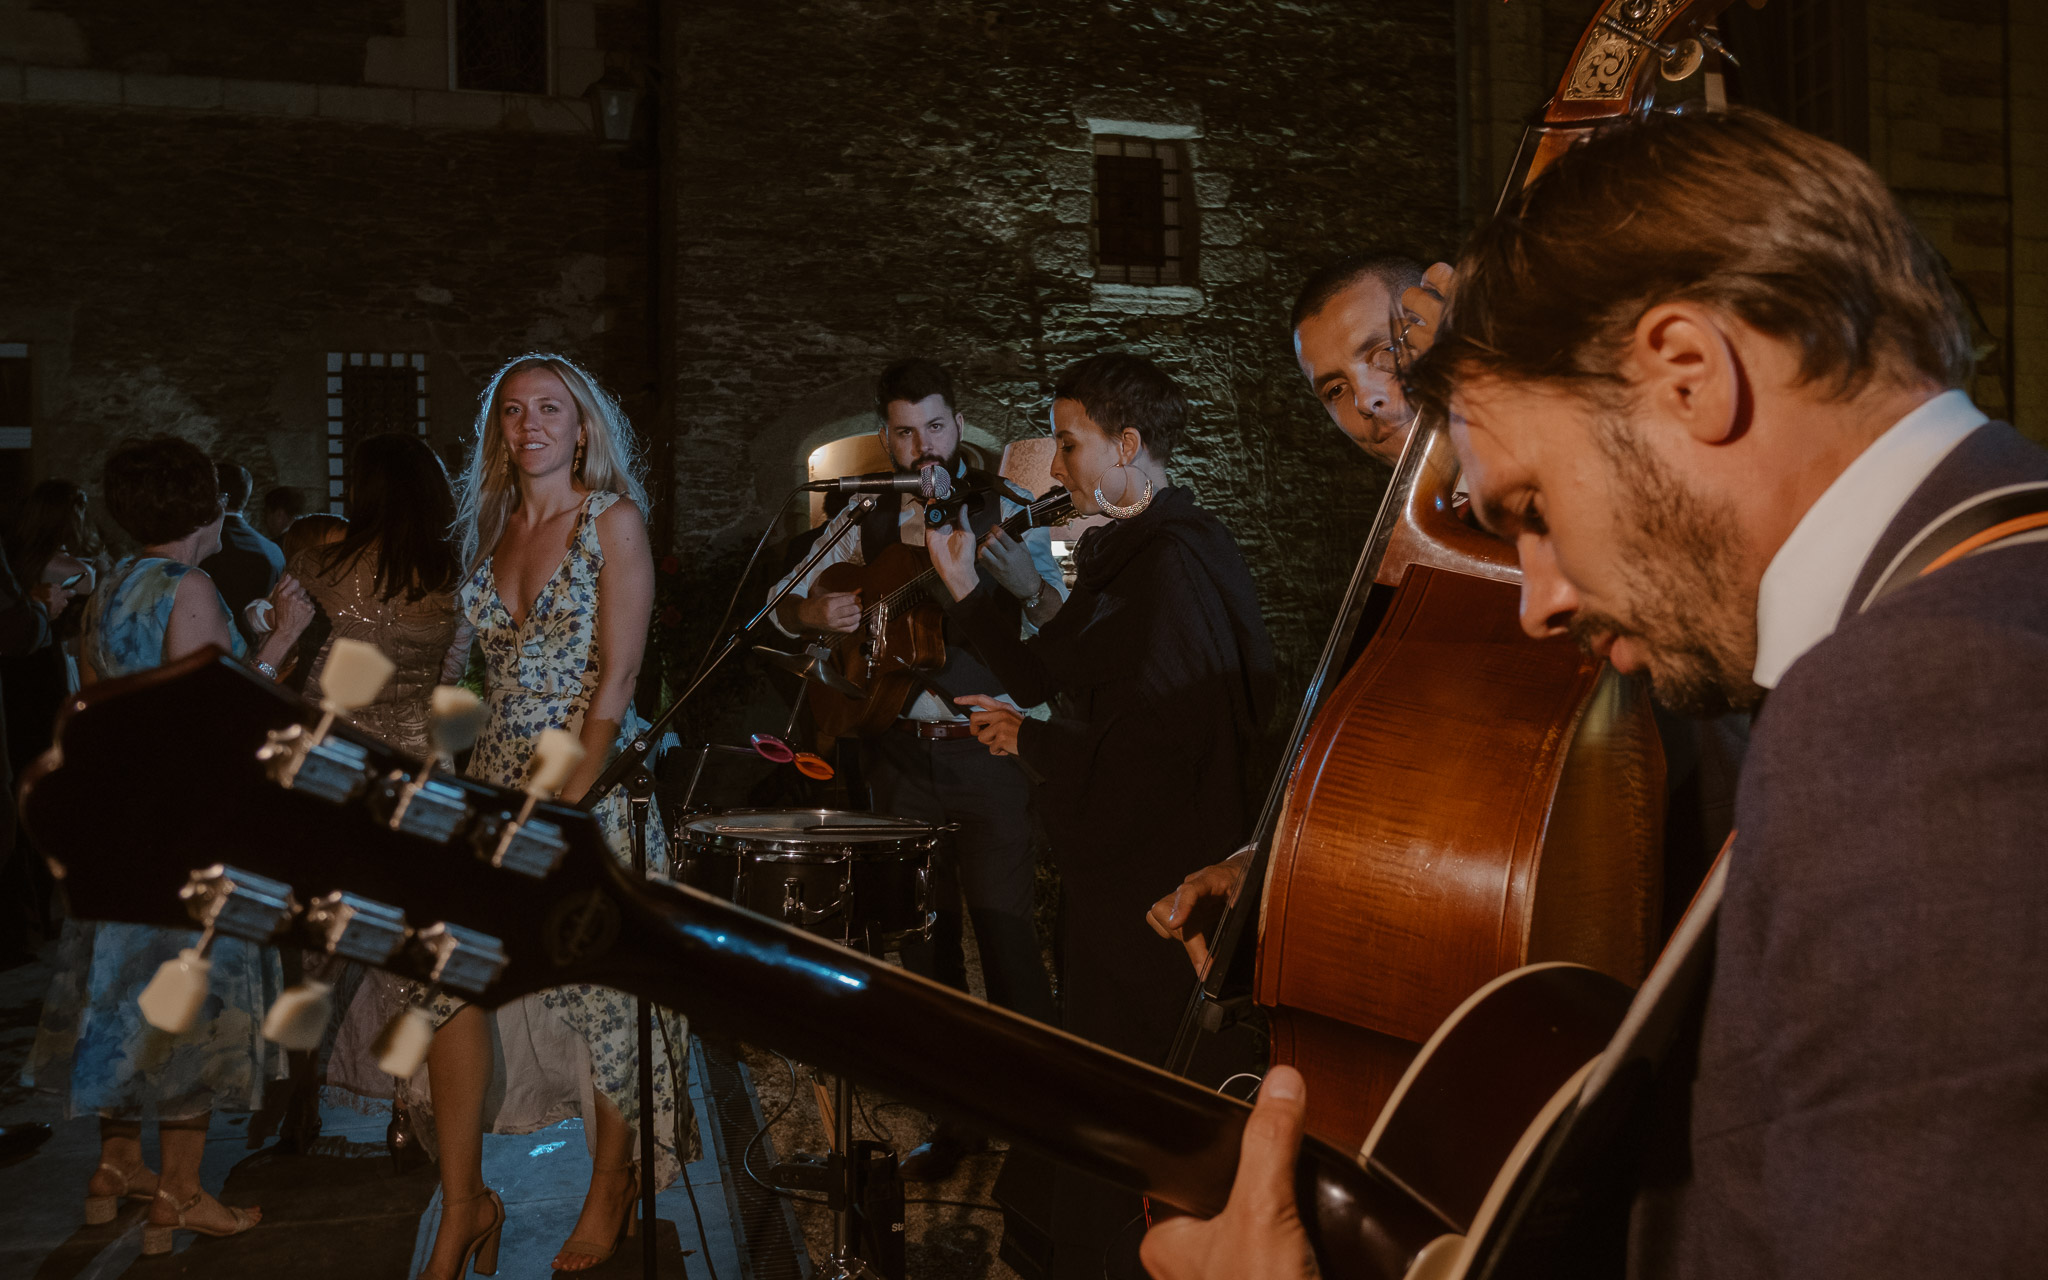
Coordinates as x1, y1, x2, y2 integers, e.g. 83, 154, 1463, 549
289, 434, 465, 1145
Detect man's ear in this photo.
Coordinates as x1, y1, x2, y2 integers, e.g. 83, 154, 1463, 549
1631, 303, 1747, 445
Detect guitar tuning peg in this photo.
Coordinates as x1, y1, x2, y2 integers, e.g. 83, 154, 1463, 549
138, 947, 213, 1034
429, 686, 486, 758
322, 638, 397, 714
526, 728, 586, 799
373, 1005, 437, 1079
262, 980, 335, 1051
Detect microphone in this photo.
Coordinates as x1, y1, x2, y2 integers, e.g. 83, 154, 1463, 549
804, 464, 953, 501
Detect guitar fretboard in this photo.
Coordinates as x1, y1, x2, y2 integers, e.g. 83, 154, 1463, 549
818, 489, 1073, 650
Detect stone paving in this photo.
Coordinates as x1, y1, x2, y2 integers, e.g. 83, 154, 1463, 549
0, 932, 1021, 1280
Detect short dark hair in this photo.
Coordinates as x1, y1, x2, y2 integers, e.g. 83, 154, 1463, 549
875, 358, 958, 418
263, 486, 304, 520
214, 459, 253, 512
1290, 253, 1426, 333
105, 436, 223, 546
1411, 108, 1970, 420
1052, 353, 1188, 463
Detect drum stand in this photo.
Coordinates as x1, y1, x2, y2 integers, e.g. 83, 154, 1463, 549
579, 496, 881, 1280
770, 1068, 904, 1280
625, 768, 661, 1280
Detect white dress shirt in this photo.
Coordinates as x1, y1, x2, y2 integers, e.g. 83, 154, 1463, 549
1751, 389, 1987, 689
769, 482, 1066, 721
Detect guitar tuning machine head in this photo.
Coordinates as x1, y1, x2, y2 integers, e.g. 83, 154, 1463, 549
469, 810, 569, 879
412, 921, 509, 997
367, 769, 472, 843
259, 722, 376, 805
304, 891, 410, 966
179, 864, 298, 944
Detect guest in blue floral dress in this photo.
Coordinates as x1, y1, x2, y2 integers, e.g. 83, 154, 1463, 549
421, 354, 687, 1278
28, 435, 313, 1253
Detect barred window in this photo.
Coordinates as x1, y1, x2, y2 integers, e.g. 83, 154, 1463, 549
1093, 137, 1192, 286
453, 0, 549, 95
327, 353, 429, 515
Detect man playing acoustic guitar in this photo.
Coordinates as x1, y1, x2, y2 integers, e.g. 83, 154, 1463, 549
771, 357, 1066, 1180
1144, 107, 2048, 1279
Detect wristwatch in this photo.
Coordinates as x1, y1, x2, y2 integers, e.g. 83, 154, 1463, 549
1023, 584, 1044, 610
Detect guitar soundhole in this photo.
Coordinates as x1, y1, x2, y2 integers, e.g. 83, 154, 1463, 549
543, 888, 622, 966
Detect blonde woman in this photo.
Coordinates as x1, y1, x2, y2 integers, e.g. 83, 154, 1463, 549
417, 354, 690, 1278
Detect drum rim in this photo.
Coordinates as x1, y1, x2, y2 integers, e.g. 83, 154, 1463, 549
674, 807, 952, 856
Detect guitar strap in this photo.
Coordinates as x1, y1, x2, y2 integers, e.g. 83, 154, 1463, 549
1474, 488, 2048, 1278
1858, 480, 2048, 612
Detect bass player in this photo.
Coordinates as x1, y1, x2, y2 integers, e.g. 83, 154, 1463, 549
1143, 106, 2048, 1280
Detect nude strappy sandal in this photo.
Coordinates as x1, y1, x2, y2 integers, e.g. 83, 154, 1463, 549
141, 1188, 260, 1255
420, 1187, 505, 1280
83, 1161, 158, 1225
552, 1163, 640, 1271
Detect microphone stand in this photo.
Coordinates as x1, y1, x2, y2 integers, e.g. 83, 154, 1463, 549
578, 491, 877, 1280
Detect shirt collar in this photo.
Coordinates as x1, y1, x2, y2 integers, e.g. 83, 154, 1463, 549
1752, 389, 1986, 688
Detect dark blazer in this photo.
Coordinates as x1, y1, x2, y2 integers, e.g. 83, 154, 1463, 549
1631, 422, 2048, 1277
200, 512, 284, 648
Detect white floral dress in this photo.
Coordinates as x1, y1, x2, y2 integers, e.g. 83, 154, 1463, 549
458, 489, 691, 1188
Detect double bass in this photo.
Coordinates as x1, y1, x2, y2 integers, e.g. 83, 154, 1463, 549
1176, 0, 1745, 1156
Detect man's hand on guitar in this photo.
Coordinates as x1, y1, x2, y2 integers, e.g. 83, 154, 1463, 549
1147, 845, 1254, 976
1139, 1065, 1321, 1280
796, 589, 862, 633
977, 527, 1041, 600
927, 508, 983, 603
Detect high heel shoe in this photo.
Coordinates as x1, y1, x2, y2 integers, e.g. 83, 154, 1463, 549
83, 1161, 158, 1225
140, 1188, 260, 1255
420, 1187, 505, 1280
551, 1162, 639, 1271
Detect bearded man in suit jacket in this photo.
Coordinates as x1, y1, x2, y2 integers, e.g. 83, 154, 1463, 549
1140, 106, 2048, 1279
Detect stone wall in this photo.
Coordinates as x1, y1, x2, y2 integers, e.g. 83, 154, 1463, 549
1460, 0, 2042, 442
667, 0, 1462, 753
0, 0, 652, 549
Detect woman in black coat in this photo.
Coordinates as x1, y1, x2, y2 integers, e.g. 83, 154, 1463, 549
930, 353, 1276, 1278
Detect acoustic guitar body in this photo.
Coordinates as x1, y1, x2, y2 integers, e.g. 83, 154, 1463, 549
807, 541, 947, 740
1257, 426, 1665, 1154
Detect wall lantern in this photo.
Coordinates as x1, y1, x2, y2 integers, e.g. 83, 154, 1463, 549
586, 66, 641, 150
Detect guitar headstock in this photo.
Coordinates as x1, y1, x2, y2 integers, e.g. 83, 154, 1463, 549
23, 648, 631, 1010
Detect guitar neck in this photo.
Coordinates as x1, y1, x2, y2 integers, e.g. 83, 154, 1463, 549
589, 870, 1441, 1276
826, 490, 1073, 646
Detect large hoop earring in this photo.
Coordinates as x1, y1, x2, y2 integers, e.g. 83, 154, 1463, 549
1093, 459, 1153, 520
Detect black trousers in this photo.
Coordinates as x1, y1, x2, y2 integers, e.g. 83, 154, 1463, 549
864, 730, 1056, 1025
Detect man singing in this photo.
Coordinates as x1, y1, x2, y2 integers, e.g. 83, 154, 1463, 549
1141, 106, 2048, 1279
771, 357, 1063, 1179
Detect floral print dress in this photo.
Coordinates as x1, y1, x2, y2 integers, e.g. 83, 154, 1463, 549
457, 489, 691, 1189
29, 557, 285, 1119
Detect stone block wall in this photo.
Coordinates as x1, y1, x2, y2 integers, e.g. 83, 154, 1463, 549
1462, 0, 2041, 442
0, 2, 652, 548
1867, 0, 2025, 431
667, 0, 1462, 751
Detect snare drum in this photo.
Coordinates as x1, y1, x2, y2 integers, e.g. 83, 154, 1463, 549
673, 809, 947, 951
